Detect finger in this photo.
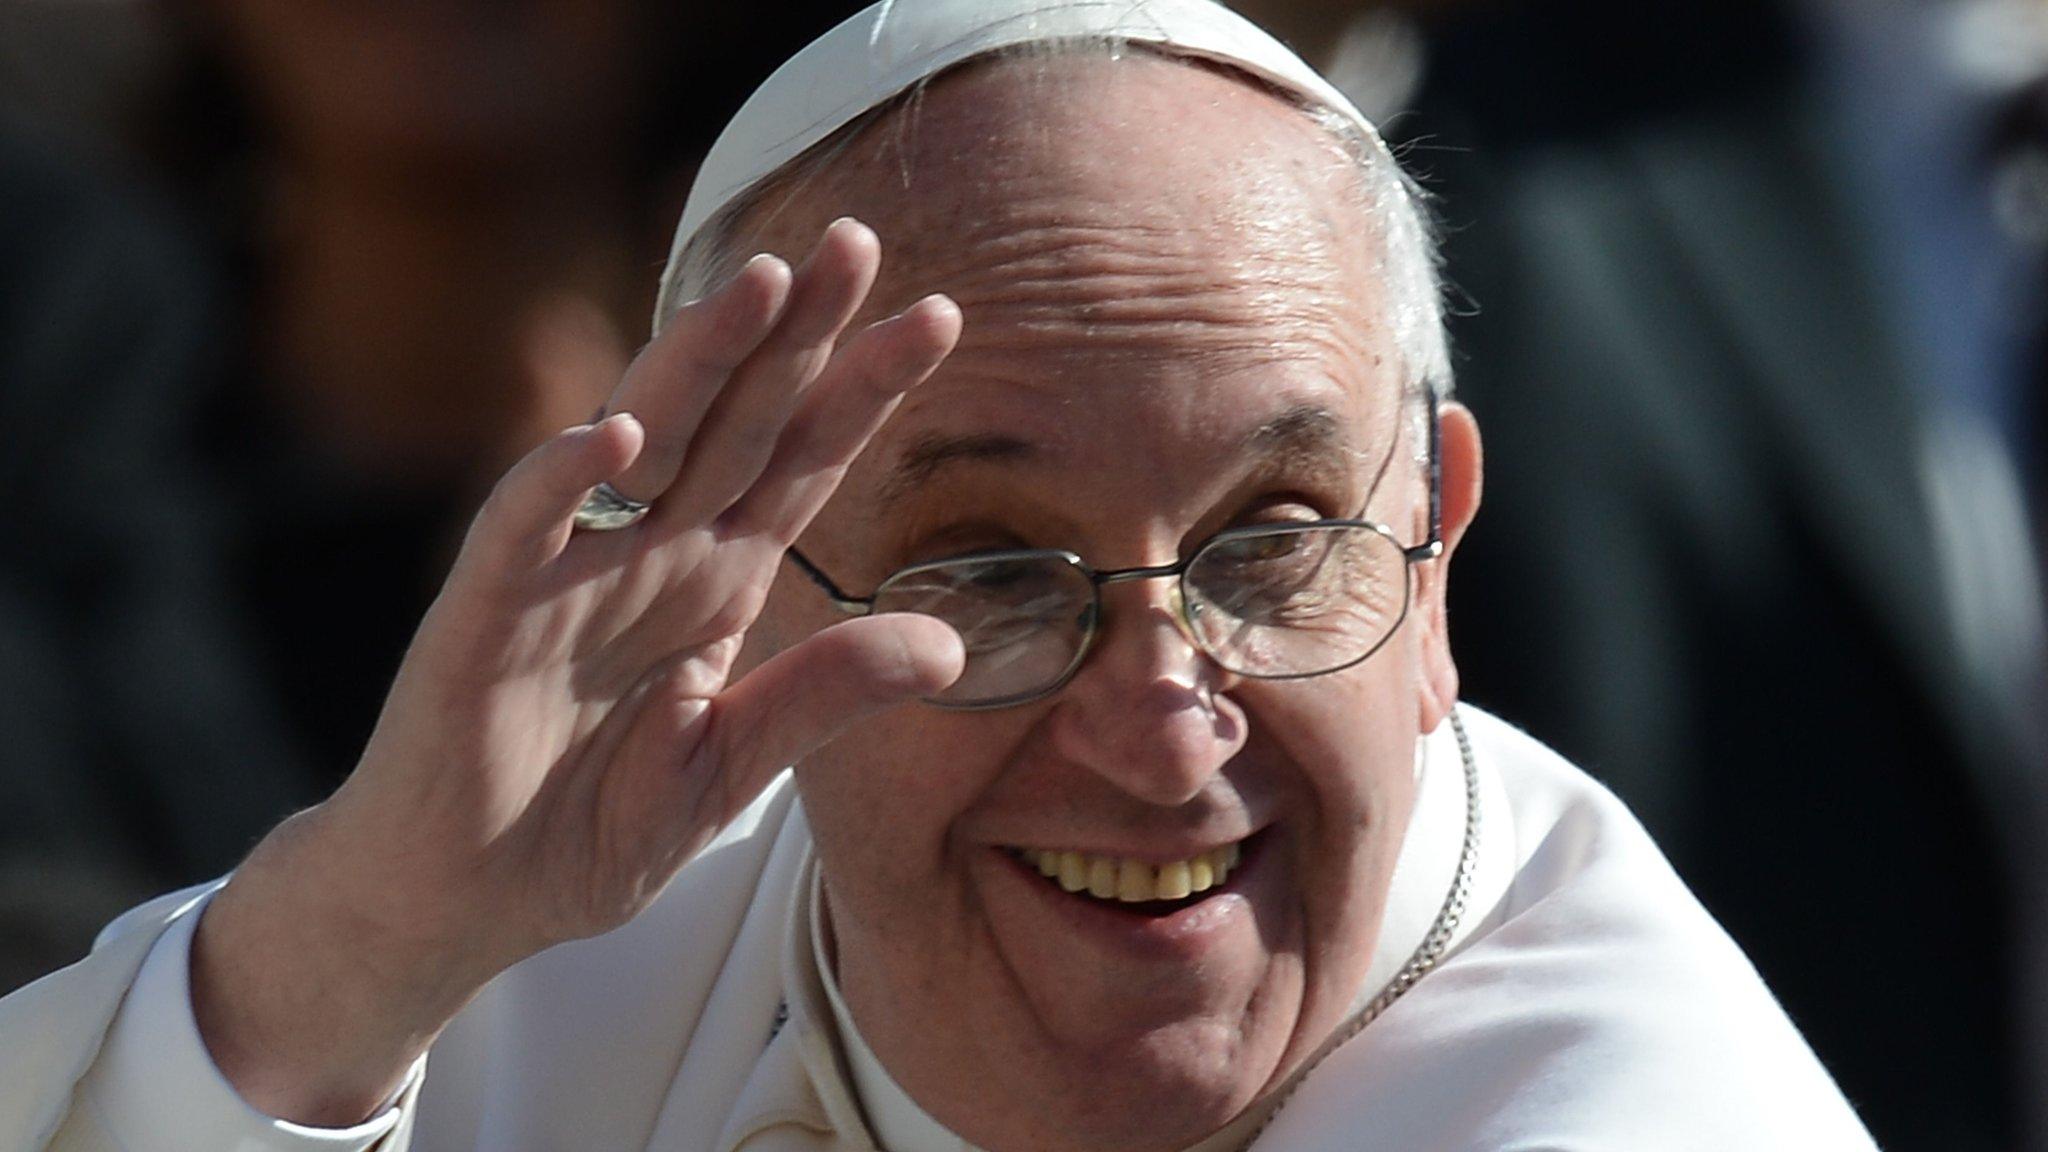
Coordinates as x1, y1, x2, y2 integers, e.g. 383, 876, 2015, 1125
658, 217, 882, 527
571, 614, 955, 886
454, 412, 646, 579
724, 293, 962, 541
707, 613, 964, 782
604, 253, 793, 503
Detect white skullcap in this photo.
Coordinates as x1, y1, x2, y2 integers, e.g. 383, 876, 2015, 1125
654, 0, 1395, 327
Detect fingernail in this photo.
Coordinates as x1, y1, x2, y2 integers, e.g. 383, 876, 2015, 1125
828, 217, 876, 245
913, 293, 961, 320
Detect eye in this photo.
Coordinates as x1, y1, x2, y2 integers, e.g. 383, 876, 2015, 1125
1203, 526, 1318, 571
1216, 531, 1309, 563
874, 553, 1094, 664
1189, 526, 1350, 622
879, 553, 1086, 622
1213, 498, 1331, 540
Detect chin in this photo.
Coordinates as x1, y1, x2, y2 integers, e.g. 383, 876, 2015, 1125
1030, 1050, 1265, 1152
966, 908, 1307, 1149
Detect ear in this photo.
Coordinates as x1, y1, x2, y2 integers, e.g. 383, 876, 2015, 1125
1415, 400, 1482, 733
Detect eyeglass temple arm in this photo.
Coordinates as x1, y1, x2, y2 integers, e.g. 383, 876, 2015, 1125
783, 548, 874, 615
1404, 388, 1445, 563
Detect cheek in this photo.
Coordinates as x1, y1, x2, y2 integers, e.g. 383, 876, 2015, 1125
1240, 658, 1420, 958
792, 707, 1021, 925
1253, 646, 1418, 818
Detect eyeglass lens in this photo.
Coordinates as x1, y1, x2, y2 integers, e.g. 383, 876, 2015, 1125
868, 524, 1411, 708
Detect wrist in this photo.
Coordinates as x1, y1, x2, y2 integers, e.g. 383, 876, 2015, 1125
189, 807, 500, 1127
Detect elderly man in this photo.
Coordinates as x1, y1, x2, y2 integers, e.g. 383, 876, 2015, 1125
1, 1, 1877, 1148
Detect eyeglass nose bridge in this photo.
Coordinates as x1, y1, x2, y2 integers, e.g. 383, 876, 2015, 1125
1086, 558, 1210, 660
1092, 556, 1192, 586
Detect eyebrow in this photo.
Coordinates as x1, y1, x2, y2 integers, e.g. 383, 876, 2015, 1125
874, 402, 1361, 510
1246, 403, 1349, 467
1240, 402, 1374, 505
878, 432, 1038, 507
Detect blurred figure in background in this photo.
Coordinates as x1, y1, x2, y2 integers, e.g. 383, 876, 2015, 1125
148, 0, 657, 802
1235, 0, 2048, 1147
0, 125, 314, 995
0, 0, 868, 990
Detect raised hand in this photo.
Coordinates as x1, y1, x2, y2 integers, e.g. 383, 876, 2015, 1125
189, 219, 964, 1126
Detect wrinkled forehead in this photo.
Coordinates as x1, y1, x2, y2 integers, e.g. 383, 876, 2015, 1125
782, 54, 1392, 350
740, 52, 1385, 321
743, 51, 1413, 498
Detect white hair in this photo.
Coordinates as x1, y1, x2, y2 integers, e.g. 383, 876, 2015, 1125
659, 38, 1453, 423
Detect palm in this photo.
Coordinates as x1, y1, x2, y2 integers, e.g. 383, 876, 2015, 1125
336, 220, 963, 958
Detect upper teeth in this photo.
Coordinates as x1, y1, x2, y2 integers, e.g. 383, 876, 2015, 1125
1016, 843, 1243, 902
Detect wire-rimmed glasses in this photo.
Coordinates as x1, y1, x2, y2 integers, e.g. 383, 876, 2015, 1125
786, 404, 1443, 710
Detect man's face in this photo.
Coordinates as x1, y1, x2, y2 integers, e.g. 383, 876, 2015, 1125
741, 55, 1473, 1152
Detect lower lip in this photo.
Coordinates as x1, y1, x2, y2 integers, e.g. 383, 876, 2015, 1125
989, 838, 1269, 958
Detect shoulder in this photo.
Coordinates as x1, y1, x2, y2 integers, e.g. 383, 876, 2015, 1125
1456, 708, 1805, 1057
1260, 708, 1877, 1149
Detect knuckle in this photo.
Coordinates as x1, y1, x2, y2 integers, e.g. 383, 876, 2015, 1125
475, 473, 528, 532
679, 340, 750, 378
721, 419, 784, 467
634, 426, 690, 471
773, 407, 826, 458
852, 354, 899, 397
700, 595, 762, 644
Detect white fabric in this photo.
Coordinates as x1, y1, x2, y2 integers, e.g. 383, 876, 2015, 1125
654, 0, 1396, 325
811, 871, 967, 1152
0, 884, 216, 1150
0, 706, 1879, 1150
76, 894, 410, 1152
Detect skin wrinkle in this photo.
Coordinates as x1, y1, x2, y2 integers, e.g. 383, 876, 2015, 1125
873, 403, 1368, 538
886, 167, 1365, 347
684, 59, 1395, 363
659, 47, 1448, 413
865, 388, 1392, 584
907, 251, 1381, 378
716, 51, 1476, 1152
864, 407, 1376, 582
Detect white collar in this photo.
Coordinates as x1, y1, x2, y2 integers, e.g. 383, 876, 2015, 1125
798, 715, 1503, 1152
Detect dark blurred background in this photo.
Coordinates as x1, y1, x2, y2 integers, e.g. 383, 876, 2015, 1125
1, 1, 2042, 1149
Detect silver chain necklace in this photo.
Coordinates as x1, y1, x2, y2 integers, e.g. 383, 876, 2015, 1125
1235, 709, 1483, 1150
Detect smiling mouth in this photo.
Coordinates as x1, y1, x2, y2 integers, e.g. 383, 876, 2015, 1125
1005, 839, 1247, 911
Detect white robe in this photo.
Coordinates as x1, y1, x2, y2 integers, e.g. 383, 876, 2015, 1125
0, 706, 1878, 1150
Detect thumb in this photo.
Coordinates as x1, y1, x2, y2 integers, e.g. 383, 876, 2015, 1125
709, 613, 964, 782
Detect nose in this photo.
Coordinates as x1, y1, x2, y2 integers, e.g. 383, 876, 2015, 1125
1045, 580, 1249, 806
